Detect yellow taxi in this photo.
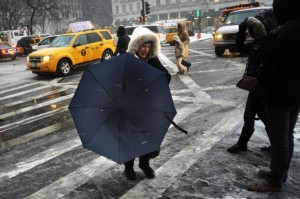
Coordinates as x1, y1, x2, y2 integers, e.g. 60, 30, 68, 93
26, 29, 116, 76
164, 26, 178, 45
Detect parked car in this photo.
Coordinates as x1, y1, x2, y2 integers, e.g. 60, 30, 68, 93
0, 41, 17, 60
27, 29, 116, 76
125, 25, 166, 44
213, 7, 271, 57
32, 35, 58, 51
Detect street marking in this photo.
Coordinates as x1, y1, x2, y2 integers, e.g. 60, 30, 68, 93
0, 137, 82, 179
120, 107, 242, 199
0, 94, 73, 120
202, 85, 237, 91
1, 87, 69, 108
0, 85, 52, 101
188, 49, 215, 58
0, 82, 39, 95
25, 157, 115, 199
0, 107, 68, 132
0, 118, 73, 151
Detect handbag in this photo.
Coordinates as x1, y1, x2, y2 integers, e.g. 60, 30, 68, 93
236, 74, 257, 91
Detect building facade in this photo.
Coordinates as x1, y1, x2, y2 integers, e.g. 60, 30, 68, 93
112, 0, 273, 30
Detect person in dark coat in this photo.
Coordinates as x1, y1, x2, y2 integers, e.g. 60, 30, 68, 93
228, 9, 279, 153
114, 26, 130, 56
248, 0, 300, 192
123, 27, 171, 180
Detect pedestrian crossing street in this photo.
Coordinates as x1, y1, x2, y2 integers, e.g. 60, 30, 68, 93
0, 45, 246, 198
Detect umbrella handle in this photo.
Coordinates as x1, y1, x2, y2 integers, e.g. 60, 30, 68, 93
164, 113, 188, 134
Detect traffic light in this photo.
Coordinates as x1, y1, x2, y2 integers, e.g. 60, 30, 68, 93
145, 2, 150, 15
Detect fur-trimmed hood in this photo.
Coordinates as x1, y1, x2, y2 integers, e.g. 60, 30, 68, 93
127, 27, 160, 59
246, 17, 267, 41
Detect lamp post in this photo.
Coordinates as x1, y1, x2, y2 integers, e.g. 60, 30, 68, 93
141, 0, 145, 24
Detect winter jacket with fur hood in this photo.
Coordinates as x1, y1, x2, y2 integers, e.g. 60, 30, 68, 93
177, 22, 190, 57
127, 30, 171, 83
259, 0, 300, 106
173, 35, 184, 58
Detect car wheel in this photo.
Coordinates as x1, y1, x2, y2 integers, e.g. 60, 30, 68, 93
102, 50, 113, 61
215, 47, 225, 57
57, 58, 72, 76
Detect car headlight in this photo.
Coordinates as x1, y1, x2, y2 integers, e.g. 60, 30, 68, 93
215, 34, 223, 40
43, 55, 51, 62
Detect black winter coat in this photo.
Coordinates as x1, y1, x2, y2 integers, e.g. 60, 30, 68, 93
148, 57, 171, 84
115, 35, 130, 55
259, 18, 300, 106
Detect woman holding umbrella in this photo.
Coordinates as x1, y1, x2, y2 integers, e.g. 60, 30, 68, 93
123, 27, 171, 180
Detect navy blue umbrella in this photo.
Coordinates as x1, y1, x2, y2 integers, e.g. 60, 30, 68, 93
69, 53, 179, 164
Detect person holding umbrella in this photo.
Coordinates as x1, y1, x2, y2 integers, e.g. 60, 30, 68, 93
122, 27, 171, 180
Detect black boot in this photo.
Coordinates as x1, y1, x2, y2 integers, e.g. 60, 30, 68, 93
261, 145, 272, 152
124, 160, 136, 180
227, 143, 247, 153
139, 157, 155, 178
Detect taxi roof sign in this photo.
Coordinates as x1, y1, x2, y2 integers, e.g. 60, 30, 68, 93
67, 21, 95, 33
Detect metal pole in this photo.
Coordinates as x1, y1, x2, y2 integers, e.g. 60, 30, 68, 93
142, 0, 145, 24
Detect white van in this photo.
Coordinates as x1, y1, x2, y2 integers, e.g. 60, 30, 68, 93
0, 30, 28, 47
213, 7, 271, 56
125, 25, 166, 44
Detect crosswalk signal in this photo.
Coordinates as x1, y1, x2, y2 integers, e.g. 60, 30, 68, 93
145, 2, 150, 15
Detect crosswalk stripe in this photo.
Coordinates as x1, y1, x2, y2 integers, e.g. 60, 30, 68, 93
24, 156, 115, 199
1, 87, 69, 108
120, 107, 242, 198
0, 84, 52, 101
0, 94, 73, 119
0, 137, 82, 179
0, 107, 68, 131
0, 82, 40, 95
0, 118, 73, 150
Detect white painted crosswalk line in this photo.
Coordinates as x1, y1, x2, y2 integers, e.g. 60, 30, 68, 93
0, 84, 52, 101
0, 137, 82, 179
25, 157, 115, 199
0, 94, 73, 119
120, 108, 242, 199
2, 87, 69, 107
0, 82, 39, 95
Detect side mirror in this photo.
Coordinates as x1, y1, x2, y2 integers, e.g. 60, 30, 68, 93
73, 43, 81, 48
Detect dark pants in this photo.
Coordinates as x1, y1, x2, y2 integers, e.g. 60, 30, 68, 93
237, 91, 269, 146
124, 151, 159, 167
267, 105, 300, 186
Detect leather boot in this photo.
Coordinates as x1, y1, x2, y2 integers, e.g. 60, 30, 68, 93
227, 143, 247, 153
139, 158, 155, 178
124, 161, 136, 180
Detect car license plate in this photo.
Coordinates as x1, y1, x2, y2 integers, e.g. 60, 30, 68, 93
8, 49, 15, 54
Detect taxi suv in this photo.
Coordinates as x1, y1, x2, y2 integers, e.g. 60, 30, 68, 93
27, 29, 116, 76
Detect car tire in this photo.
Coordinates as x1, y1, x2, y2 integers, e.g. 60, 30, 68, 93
102, 50, 113, 61
57, 58, 72, 76
215, 47, 225, 57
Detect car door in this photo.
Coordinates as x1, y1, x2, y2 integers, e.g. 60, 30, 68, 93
86, 32, 102, 60
73, 34, 92, 63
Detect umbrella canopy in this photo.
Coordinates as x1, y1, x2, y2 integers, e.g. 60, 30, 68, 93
69, 53, 177, 164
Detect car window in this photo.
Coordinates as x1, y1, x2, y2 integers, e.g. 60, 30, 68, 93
99, 31, 112, 40
39, 38, 51, 45
50, 35, 74, 47
224, 9, 264, 25
157, 26, 165, 33
87, 33, 101, 43
74, 34, 88, 46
